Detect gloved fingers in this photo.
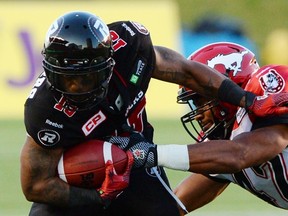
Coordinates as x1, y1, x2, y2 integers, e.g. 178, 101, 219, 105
271, 107, 288, 115
102, 160, 114, 187
126, 133, 147, 150
107, 136, 130, 150
274, 93, 288, 106
126, 151, 134, 164
104, 160, 113, 169
123, 151, 134, 176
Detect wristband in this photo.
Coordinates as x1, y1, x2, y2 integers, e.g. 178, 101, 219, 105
68, 186, 103, 207
157, 145, 189, 171
218, 79, 245, 106
245, 91, 256, 109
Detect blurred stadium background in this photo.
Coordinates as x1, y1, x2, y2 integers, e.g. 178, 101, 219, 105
1, 0, 288, 215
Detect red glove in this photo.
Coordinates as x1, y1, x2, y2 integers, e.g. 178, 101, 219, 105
98, 151, 134, 202
247, 92, 288, 117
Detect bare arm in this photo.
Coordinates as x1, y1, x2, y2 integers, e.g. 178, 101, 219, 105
172, 125, 287, 214
152, 46, 288, 117
174, 173, 228, 214
186, 124, 288, 174
152, 46, 232, 100
20, 136, 102, 207
157, 124, 288, 173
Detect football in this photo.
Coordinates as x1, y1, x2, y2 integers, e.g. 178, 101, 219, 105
57, 139, 128, 188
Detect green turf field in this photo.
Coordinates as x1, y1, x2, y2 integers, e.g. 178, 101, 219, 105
1, 119, 287, 215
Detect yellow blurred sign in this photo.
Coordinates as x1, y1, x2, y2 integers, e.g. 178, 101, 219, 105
0, 1, 181, 119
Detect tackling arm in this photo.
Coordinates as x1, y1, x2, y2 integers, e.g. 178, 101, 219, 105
160, 124, 288, 174
152, 46, 288, 116
174, 173, 229, 214
110, 124, 288, 173
152, 46, 224, 99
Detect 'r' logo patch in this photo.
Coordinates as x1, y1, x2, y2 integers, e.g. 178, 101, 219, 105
38, 129, 60, 147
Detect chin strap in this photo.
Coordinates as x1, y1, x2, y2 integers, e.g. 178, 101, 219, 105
151, 167, 189, 214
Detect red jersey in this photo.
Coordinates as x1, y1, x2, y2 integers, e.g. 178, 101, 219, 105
211, 108, 288, 209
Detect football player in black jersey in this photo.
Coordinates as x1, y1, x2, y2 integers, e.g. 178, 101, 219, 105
20, 11, 288, 216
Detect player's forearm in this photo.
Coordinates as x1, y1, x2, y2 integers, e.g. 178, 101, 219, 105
68, 186, 103, 207
23, 177, 102, 207
153, 46, 223, 99
157, 141, 243, 174
153, 46, 248, 108
43, 182, 103, 207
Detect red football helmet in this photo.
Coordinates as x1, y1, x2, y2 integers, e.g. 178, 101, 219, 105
178, 42, 260, 142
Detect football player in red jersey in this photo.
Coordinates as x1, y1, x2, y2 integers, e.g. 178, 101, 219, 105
109, 43, 288, 214
174, 64, 288, 214
20, 11, 288, 216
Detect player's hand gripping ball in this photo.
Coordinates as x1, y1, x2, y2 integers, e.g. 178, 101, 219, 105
57, 139, 128, 188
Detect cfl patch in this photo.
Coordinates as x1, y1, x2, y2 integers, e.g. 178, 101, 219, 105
130, 58, 146, 86
132, 149, 145, 160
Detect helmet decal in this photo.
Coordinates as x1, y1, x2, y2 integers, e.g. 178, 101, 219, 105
45, 18, 64, 46
90, 17, 110, 44
259, 69, 284, 94
207, 50, 249, 76
47, 20, 60, 37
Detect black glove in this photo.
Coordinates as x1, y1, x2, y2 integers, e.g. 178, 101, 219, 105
108, 132, 157, 169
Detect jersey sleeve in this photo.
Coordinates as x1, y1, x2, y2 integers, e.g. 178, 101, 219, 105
24, 74, 64, 149
25, 103, 59, 148
24, 94, 62, 148
108, 21, 156, 93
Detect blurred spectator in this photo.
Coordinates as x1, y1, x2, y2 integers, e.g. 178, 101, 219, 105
181, 14, 258, 59
262, 28, 288, 65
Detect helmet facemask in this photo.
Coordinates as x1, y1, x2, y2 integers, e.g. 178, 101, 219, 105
177, 88, 235, 142
43, 55, 115, 110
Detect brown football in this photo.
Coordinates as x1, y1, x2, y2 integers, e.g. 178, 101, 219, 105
57, 139, 127, 188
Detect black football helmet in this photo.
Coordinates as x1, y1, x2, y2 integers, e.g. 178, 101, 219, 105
42, 11, 115, 110
177, 42, 259, 142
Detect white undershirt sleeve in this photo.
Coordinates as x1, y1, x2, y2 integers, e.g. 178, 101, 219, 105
157, 144, 189, 171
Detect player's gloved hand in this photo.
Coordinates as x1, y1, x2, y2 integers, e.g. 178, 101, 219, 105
108, 132, 157, 169
246, 91, 288, 117
98, 151, 134, 207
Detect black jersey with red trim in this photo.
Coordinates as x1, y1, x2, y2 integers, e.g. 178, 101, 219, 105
24, 21, 156, 149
